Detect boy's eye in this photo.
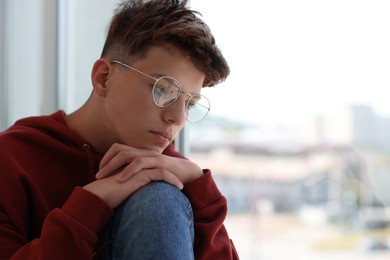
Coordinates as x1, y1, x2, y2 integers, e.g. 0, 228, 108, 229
187, 102, 196, 110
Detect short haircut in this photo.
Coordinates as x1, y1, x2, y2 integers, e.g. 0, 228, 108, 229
101, 0, 230, 87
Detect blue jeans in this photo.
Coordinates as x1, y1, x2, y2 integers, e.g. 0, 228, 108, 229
103, 182, 195, 260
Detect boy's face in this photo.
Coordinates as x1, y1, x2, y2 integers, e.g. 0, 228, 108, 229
103, 45, 205, 153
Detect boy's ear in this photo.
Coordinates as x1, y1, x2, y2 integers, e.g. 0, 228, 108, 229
91, 59, 111, 97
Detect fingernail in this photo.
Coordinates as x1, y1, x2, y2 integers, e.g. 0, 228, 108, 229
95, 170, 102, 178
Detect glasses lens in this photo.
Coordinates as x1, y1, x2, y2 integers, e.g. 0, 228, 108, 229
186, 94, 210, 123
153, 77, 180, 107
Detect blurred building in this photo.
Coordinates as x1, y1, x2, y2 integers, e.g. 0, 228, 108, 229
190, 105, 390, 228
304, 105, 390, 151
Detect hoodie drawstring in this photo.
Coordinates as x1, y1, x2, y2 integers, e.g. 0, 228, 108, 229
82, 144, 96, 182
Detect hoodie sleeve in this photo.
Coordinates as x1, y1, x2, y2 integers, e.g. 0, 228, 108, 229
0, 116, 114, 259
0, 187, 113, 260
182, 170, 239, 260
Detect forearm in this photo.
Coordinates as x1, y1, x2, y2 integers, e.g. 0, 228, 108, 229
182, 170, 239, 259
2, 188, 113, 260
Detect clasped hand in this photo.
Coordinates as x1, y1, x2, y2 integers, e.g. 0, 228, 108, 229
83, 143, 203, 209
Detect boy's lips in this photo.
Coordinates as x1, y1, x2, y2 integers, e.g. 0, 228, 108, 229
150, 131, 173, 142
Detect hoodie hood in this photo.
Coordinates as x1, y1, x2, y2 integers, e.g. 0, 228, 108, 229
13, 110, 91, 151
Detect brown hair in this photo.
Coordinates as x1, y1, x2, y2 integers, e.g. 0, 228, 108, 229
101, 0, 229, 87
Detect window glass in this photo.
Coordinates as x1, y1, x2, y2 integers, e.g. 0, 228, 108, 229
0, 0, 6, 129
57, 0, 117, 112
1, 0, 55, 129
190, 0, 390, 259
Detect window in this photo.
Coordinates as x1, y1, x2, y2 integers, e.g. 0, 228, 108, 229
57, 0, 117, 112
0, 0, 57, 130
190, 1, 390, 259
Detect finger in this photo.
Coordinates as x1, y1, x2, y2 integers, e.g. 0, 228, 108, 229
99, 143, 128, 170
96, 150, 134, 179
97, 144, 159, 179
85, 168, 184, 209
133, 168, 184, 190
98, 152, 160, 180
116, 156, 165, 182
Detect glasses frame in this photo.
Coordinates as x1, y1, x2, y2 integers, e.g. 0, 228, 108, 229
111, 60, 210, 122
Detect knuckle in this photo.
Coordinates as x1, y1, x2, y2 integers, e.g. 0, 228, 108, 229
157, 168, 169, 177
111, 143, 122, 150
131, 157, 145, 166
117, 150, 133, 163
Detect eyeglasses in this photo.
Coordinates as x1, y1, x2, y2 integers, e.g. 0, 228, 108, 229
111, 60, 210, 123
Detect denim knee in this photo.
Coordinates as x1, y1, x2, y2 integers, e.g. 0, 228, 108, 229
121, 182, 193, 223
104, 182, 195, 260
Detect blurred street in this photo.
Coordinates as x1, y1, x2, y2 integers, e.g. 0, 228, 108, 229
225, 213, 390, 260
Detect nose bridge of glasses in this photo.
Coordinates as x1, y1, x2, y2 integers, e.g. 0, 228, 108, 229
170, 91, 190, 110
179, 90, 192, 101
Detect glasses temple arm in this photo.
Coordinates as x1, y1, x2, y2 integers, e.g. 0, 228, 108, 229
111, 60, 158, 81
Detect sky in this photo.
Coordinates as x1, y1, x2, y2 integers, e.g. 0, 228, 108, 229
191, 0, 390, 127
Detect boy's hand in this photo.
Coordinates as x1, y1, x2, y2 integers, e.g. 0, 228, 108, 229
83, 143, 203, 209
96, 143, 203, 184
83, 166, 183, 209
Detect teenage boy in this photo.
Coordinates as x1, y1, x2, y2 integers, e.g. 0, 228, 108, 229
0, 0, 239, 259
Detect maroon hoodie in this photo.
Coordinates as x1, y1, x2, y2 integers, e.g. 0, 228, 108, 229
0, 111, 238, 259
